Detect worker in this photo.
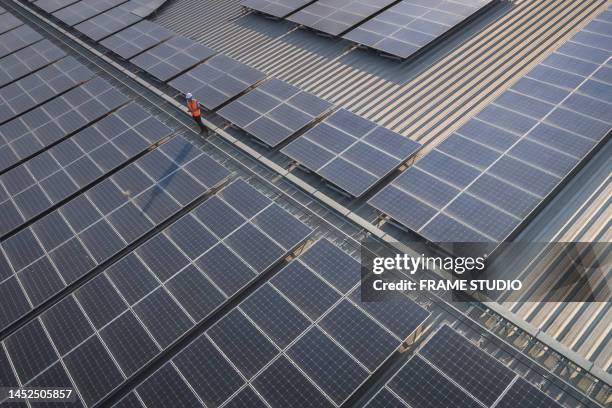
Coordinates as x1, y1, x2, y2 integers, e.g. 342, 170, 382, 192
185, 93, 206, 133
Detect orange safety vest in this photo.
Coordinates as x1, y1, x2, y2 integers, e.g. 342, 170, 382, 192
187, 99, 201, 117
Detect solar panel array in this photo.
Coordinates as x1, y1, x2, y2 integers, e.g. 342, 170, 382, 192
0, 56, 92, 123
0, 135, 231, 333
369, 11, 612, 242
288, 0, 397, 36
131, 35, 216, 82
100, 20, 174, 59
0, 25, 43, 59
365, 325, 562, 408
0, 77, 129, 173
0, 12, 23, 35
218, 78, 333, 147
74, 3, 142, 41
52, 0, 127, 27
282, 108, 421, 196
34, 0, 81, 14
344, 0, 493, 59
0, 103, 172, 236
0, 39, 66, 88
242, 0, 316, 18
169, 54, 266, 110
111, 238, 428, 408
0, 178, 314, 406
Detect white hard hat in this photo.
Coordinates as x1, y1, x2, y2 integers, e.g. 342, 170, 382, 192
186, 92, 193, 99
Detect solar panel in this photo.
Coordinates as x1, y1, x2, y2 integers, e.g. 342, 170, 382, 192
218, 78, 333, 146
288, 0, 397, 36
0, 103, 172, 236
130, 0, 168, 18
0, 13, 24, 36
282, 108, 421, 196
242, 0, 316, 18
0, 78, 129, 174
0, 40, 67, 88
169, 54, 266, 110
52, 0, 128, 26
0, 56, 93, 124
419, 325, 516, 406
131, 35, 216, 82
34, 0, 81, 13
74, 3, 143, 41
344, 0, 494, 59
100, 20, 174, 59
0, 136, 230, 336
0, 179, 314, 407
496, 378, 563, 408
0, 25, 44, 59
388, 356, 482, 408
369, 8, 612, 243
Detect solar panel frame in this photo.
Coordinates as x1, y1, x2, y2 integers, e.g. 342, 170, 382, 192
344, 0, 494, 59
0, 13, 24, 36
52, 0, 129, 27
242, 0, 317, 18
282, 108, 421, 196
0, 25, 44, 59
0, 40, 67, 88
218, 78, 333, 147
74, 4, 142, 41
0, 78, 129, 174
0, 56, 93, 124
168, 54, 266, 110
288, 0, 398, 36
130, 35, 216, 82
100, 20, 174, 59
368, 13, 612, 243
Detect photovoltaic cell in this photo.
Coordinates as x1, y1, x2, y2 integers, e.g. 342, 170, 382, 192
34, 0, 81, 13
100, 20, 174, 59
369, 7, 612, 243
131, 36, 216, 82
0, 13, 24, 36
283, 108, 421, 196
0, 40, 67, 88
0, 78, 129, 174
288, 0, 397, 37
169, 54, 266, 110
495, 378, 563, 408
218, 78, 332, 146
52, 0, 128, 27
242, 0, 316, 18
388, 356, 482, 408
419, 325, 516, 406
74, 3, 142, 41
0, 56, 92, 124
0, 25, 44, 59
344, 0, 494, 59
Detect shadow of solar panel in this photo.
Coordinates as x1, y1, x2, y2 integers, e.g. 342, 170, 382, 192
344, 0, 494, 59
242, 0, 315, 18
283, 108, 420, 196
100, 20, 174, 59
288, 0, 397, 36
131, 36, 215, 82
